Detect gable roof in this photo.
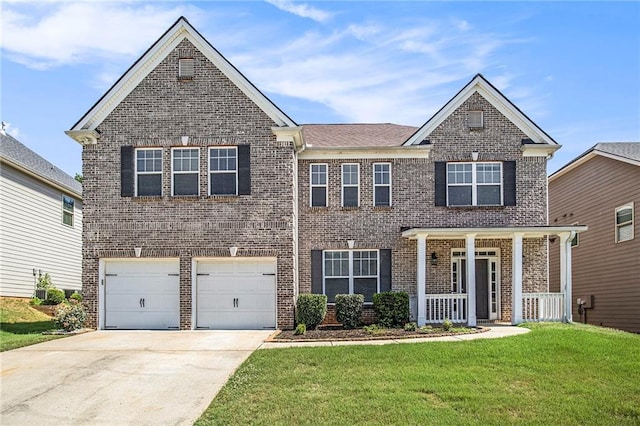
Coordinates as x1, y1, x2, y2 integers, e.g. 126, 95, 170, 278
67, 16, 296, 144
404, 74, 558, 146
549, 142, 640, 182
0, 132, 82, 197
302, 123, 418, 148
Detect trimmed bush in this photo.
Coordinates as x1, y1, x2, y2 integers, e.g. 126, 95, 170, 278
294, 324, 306, 335
70, 292, 83, 302
43, 288, 65, 305
54, 303, 87, 332
373, 292, 410, 328
296, 294, 327, 330
335, 294, 364, 329
404, 322, 417, 332
442, 319, 453, 331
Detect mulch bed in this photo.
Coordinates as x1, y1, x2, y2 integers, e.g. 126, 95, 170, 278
270, 325, 486, 342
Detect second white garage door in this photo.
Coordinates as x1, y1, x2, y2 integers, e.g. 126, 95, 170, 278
196, 258, 276, 329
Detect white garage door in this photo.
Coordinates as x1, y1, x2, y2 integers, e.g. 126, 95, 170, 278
196, 258, 276, 330
104, 259, 180, 330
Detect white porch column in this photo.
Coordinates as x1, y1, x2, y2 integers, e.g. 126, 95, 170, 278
416, 235, 427, 326
511, 232, 524, 325
559, 232, 574, 322
465, 233, 476, 327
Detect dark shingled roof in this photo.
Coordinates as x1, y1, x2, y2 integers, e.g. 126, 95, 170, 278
0, 132, 82, 197
592, 142, 640, 163
302, 123, 419, 148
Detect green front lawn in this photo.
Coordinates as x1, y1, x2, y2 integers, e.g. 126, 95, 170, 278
197, 323, 640, 425
0, 298, 64, 351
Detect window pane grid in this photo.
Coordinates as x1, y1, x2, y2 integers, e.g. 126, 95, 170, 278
173, 149, 199, 172
311, 164, 327, 185
447, 162, 502, 206
342, 164, 359, 186
209, 148, 237, 172
136, 149, 162, 173
209, 147, 238, 195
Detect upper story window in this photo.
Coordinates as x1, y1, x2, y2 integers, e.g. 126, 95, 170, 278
178, 58, 194, 80
342, 163, 359, 207
373, 163, 391, 206
310, 163, 328, 207
172, 148, 199, 196
447, 162, 502, 206
209, 147, 237, 196
323, 250, 379, 303
615, 203, 634, 242
135, 148, 162, 196
62, 195, 74, 227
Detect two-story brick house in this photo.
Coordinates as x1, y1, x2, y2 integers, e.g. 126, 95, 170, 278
66, 17, 585, 330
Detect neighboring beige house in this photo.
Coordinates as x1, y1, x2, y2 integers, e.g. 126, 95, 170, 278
0, 132, 83, 298
549, 143, 640, 333
66, 17, 584, 330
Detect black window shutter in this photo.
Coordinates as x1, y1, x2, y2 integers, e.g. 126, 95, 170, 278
379, 249, 392, 292
121, 146, 134, 197
503, 161, 516, 206
434, 161, 447, 206
237, 145, 251, 195
311, 250, 323, 294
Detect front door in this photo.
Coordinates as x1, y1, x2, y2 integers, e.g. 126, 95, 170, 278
475, 259, 489, 319
452, 250, 499, 320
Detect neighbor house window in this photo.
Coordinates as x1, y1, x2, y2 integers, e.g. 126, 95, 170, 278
323, 250, 379, 303
342, 163, 359, 207
209, 147, 237, 195
62, 195, 74, 227
615, 203, 634, 242
135, 148, 162, 196
310, 163, 328, 207
373, 163, 391, 206
447, 162, 502, 206
172, 148, 199, 196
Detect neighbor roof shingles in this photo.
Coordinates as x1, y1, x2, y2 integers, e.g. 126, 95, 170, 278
302, 123, 419, 148
0, 133, 82, 197
593, 142, 640, 163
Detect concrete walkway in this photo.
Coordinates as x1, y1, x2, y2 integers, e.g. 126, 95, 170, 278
0, 330, 272, 426
259, 326, 530, 349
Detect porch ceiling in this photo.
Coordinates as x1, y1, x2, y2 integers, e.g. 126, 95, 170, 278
401, 225, 588, 240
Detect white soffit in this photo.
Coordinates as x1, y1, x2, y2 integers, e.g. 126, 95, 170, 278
404, 75, 558, 147
69, 17, 295, 136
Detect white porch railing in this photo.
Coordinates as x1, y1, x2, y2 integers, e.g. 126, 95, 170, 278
522, 293, 565, 322
425, 293, 468, 323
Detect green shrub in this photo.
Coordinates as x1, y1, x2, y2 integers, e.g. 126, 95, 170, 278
419, 325, 433, 333
335, 294, 364, 329
294, 324, 306, 335
29, 297, 42, 306
363, 324, 384, 334
43, 288, 65, 305
373, 292, 410, 328
296, 294, 327, 330
442, 319, 453, 331
54, 303, 87, 332
404, 322, 417, 332
70, 292, 83, 302
37, 273, 54, 290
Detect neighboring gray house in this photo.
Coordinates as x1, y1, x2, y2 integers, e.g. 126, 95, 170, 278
66, 17, 584, 330
0, 132, 82, 297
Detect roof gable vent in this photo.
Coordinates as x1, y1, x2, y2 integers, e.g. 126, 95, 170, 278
469, 111, 483, 129
178, 58, 194, 80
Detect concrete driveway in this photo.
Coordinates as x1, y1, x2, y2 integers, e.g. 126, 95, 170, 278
0, 330, 272, 425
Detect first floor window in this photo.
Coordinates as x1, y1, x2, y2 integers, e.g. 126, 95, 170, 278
342, 163, 359, 207
373, 163, 391, 206
323, 250, 378, 302
172, 148, 199, 196
209, 147, 237, 195
310, 163, 328, 207
615, 203, 634, 242
136, 148, 162, 196
62, 195, 74, 226
447, 162, 502, 206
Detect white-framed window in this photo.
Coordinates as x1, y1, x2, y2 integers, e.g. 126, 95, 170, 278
342, 163, 359, 207
209, 147, 237, 196
171, 148, 199, 196
62, 195, 74, 227
310, 163, 328, 207
178, 58, 194, 80
373, 163, 391, 206
323, 250, 379, 303
135, 148, 162, 196
615, 203, 634, 242
447, 162, 502, 206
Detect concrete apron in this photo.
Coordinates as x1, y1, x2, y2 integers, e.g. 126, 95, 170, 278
0, 330, 273, 426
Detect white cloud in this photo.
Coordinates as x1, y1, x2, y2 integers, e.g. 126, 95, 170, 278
2, 122, 21, 138
0, 2, 201, 69
265, 0, 332, 23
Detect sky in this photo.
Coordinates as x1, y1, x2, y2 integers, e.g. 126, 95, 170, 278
1, 1, 639, 177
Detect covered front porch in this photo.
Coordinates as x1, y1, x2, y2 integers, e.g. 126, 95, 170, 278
402, 226, 587, 326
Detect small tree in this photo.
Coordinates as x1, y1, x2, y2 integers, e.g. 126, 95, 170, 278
37, 273, 54, 290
